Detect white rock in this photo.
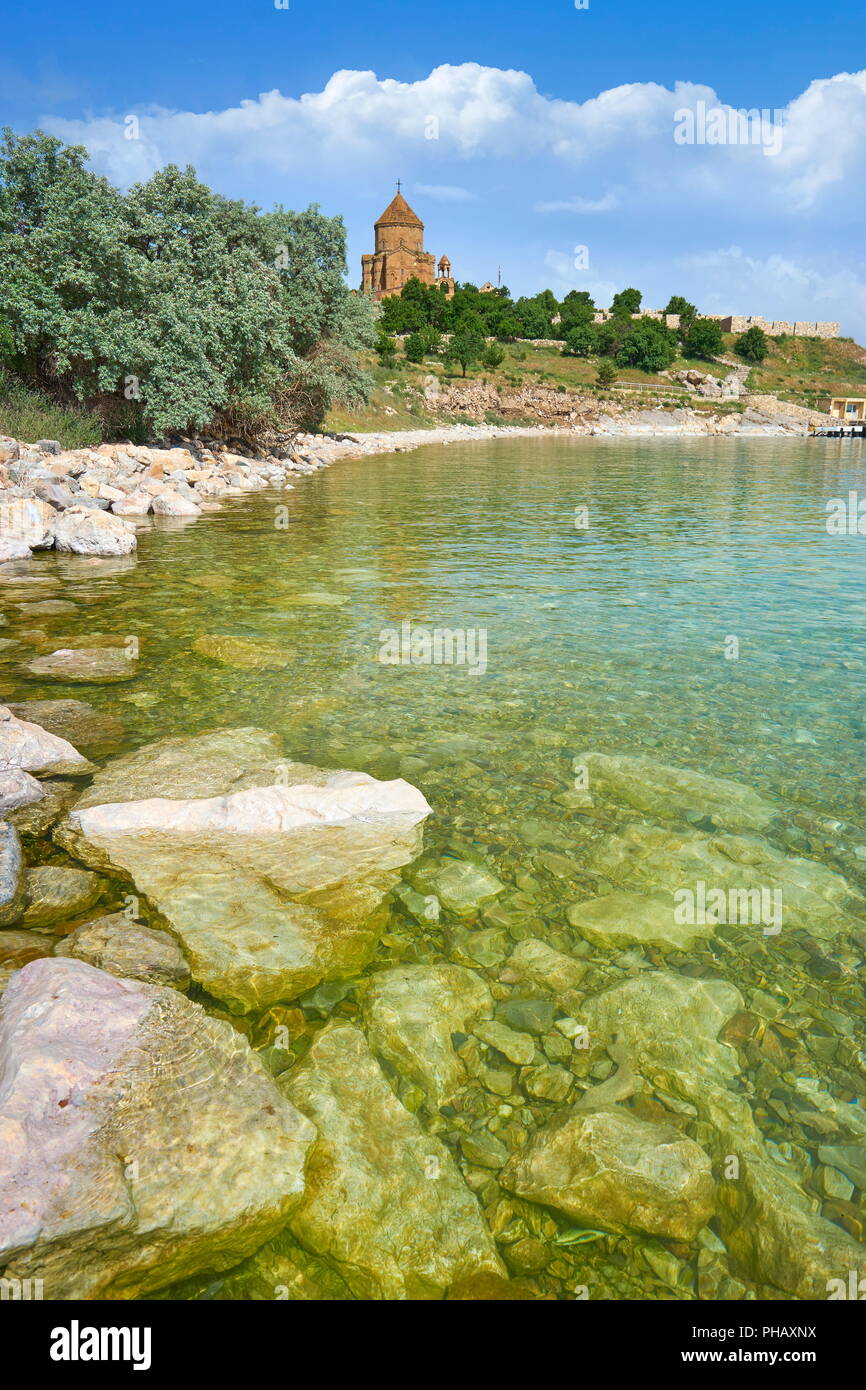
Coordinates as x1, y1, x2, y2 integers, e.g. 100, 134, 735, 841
0, 705, 91, 775
51, 506, 136, 556
111, 493, 152, 515
0, 958, 315, 1298
0, 538, 32, 563
151, 492, 201, 517
0, 769, 44, 815
0, 497, 55, 548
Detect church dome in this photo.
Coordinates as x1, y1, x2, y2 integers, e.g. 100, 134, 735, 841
375, 191, 424, 229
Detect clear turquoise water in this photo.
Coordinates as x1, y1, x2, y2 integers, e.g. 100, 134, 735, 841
4, 433, 866, 1299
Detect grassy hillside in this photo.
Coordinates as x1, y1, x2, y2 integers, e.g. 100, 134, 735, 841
735, 333, 866, 407
324, 333, 866, 433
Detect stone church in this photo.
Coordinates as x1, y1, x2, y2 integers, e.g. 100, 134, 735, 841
361, 187, 455, 301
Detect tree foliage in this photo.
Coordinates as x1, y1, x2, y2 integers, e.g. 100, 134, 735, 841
735, 325, 769, 363
0, 129, 375, 441
615, 318, 679, 372
683, 317, 724, 361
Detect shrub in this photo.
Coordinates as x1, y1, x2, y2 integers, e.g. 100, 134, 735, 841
562, 322, 596, 357
481, 342, 505, 369
596, 359, 618, 387
736, 326, 769, 363
615, 319, 679, 372
404, 332, 427, 363
683, 318, 725, 360
0, 128, 375, 444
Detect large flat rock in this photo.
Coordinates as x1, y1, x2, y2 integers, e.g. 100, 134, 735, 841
55, 729, 432, 1012
575, 750, 778, 830
0, 958, 315, 1299
281, 1023, 503, 1299
587, 822, 864, 943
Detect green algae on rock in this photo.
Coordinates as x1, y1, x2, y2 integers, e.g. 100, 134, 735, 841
361, 963, 493, 1108
575, 751, 779, 831
20, 865, 104, 929
191, 634, 291, 671
502, 1106, 716, 1241
53, 912, 191, 990
567, 890, 717, 953
22, 647, 139, 684
280, 1022, 504, 1299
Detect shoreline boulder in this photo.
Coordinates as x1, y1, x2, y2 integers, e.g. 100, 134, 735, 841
0, 957, 315, 1299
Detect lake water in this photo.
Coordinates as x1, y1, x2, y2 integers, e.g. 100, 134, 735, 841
4, 433, 866, 1300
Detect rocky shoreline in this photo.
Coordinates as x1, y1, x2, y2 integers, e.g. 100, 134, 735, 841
0, 399, 823, 560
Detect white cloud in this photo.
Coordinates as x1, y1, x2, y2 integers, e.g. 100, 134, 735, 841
535, 192, 619, 213
42, 62, 866, 211
680, 246, 866, 327
413, 183, 476, 201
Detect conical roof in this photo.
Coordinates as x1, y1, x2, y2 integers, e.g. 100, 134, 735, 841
375, 191, 424, 229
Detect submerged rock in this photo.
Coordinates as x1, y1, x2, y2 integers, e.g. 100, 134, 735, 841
0, 823, 24, 926
361, 964, 493, 1108
423, 859, 506, 916
7, 699, 124, 756
507, 937, 587, 995
0, 703, 92, 776
191, 634, 290, 671
23, 647, 139, 684
575, 751, 778, 830
567, 890, 717, 953
588, 822, 864, 942
55, 729, 432, 1012
20, 865, 103, 929
54, 912, 191, 990
502, 1106, 715, 1240
6, 779, 81, 838
281, 1022, 503, 1299
0, 957, 315, 1299
576, 971, 866, 1298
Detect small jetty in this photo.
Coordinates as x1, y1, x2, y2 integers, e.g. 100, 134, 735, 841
812, 421, 866, 438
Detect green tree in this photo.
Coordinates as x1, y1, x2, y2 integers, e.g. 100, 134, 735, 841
420, 325, 442, 355
596, 359, 618, 387
404, 331, 427, 363
683, 318, 724, 360
562, 322, 596, 357
615, 319, 679, 372
611, 287, 642, 315
497, 315, 522, 342
736, 325, 769, 363
444, 316, 485, 376
375, 331, 397, 366
595, 315, 633, 358
481, 341, 505, 369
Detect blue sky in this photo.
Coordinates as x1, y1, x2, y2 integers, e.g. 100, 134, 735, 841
3, 0, 866, 334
